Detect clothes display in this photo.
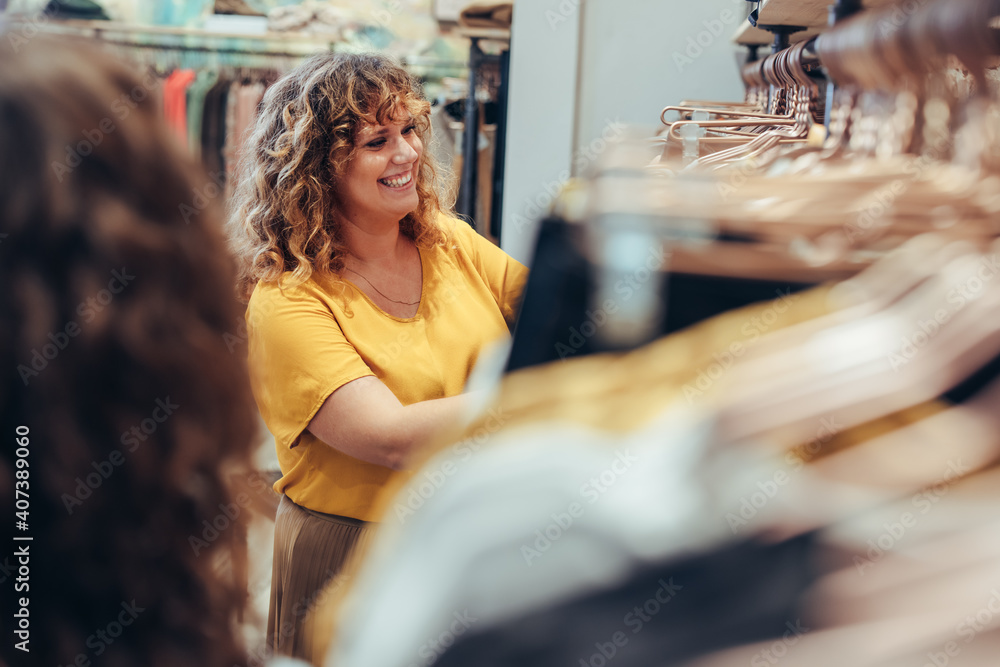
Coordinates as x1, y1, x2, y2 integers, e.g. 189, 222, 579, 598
308, 275, 951, 663
317, 245, 1000, 667
308, 0, 1000, 666
226, 79, 268, 193
116, 61, 277, 186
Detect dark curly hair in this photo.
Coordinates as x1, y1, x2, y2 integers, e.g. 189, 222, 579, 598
227, 51, 449, 301
0, 35, 258, 667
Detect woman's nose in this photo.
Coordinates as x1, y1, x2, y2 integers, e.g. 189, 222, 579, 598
392, 136, 419, 163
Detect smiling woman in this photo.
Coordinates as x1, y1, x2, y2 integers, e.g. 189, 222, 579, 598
226, 52, 528, 661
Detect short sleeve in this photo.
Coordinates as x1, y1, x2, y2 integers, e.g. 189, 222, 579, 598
445, 215, 529, 326
246, 281, 374, 450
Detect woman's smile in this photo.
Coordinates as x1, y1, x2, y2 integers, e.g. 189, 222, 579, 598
378, 169, 414, 189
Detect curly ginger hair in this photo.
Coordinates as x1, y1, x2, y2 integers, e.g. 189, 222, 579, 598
227, 52, 449, 301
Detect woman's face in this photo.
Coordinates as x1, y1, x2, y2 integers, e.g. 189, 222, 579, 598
338, 115, 423, 226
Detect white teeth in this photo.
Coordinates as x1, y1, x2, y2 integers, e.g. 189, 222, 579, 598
379, 173, 412, 188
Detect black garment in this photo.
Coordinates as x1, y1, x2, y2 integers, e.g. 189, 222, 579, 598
200, 78, 230, 183
662, 272, 814, 335
506, 217, 815, 373
44, 0, 108, 19
507, 218, 630, 371
436, 534, 820, 667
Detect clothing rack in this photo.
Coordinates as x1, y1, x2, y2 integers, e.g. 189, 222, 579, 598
739, 0, 1000, 132
455, 27, 511, 242
16, 18, 338, 55
7, 18, 335, 70
15, 17, 473, 195
512, 0, 1000, 372
3, 19, 316, 194
741, 0, 1000, 82
331, 4, 1000, 658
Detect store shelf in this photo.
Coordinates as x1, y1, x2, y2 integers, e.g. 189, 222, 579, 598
9, 18, 337, 55
734, 22, 820, 46
401, 55, 469, 78
734, 0, 898, 45
758, 0, 898, 28
455, 26, 510, 42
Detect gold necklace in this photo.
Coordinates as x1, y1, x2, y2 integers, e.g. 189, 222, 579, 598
344, 266, 420, 306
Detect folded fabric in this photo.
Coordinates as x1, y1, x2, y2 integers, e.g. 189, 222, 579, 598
268, 3, 313, 32
42, 0, 109, 20
458, 1, 512, 29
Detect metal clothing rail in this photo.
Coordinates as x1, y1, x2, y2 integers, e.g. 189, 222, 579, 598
8, 18, 468, 82
6, 18, 338, 57
743, 0, 1000, 93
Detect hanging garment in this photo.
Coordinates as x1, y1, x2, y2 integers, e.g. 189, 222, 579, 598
506, 217, 818, 372
324, 409, 734, 667
225, 80, 265, 196
200, 76, 231, 181
310, 278, 951, 664
435, 534, 820, 667
163, 68, 197, 149
185, 68, 219, 160
223, 79, 241, 197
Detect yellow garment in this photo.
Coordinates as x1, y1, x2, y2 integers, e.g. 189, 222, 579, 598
246, 214, 528, 521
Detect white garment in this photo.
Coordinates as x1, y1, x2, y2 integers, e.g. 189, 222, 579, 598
324, 407, 728, 667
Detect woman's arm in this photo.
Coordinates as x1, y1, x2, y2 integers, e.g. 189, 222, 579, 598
306, 376, 472, 470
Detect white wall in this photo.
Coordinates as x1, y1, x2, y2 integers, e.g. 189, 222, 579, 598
500, 1, 582, 264
501, 0, 747, 264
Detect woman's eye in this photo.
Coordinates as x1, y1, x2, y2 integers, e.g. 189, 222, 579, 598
367, 139, 386, 148
403, 124, 417, 134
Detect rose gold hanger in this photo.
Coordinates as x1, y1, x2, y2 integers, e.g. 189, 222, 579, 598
688, 42, 818, 169
656, 42, 822, 162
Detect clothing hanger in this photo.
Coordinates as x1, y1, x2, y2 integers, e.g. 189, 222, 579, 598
684, 22, 997, 370
686, 43, 819, 170
712, 0, 1000, 245
711, 234, 1000, 450
688, 235, 977, 370
702, 344, 1000, 563
655, 43, 822, 164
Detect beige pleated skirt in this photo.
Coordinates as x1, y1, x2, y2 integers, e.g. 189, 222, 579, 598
267, 495, 376, 663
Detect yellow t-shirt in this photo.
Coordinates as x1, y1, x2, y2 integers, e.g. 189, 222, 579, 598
246, 214, 528, 521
